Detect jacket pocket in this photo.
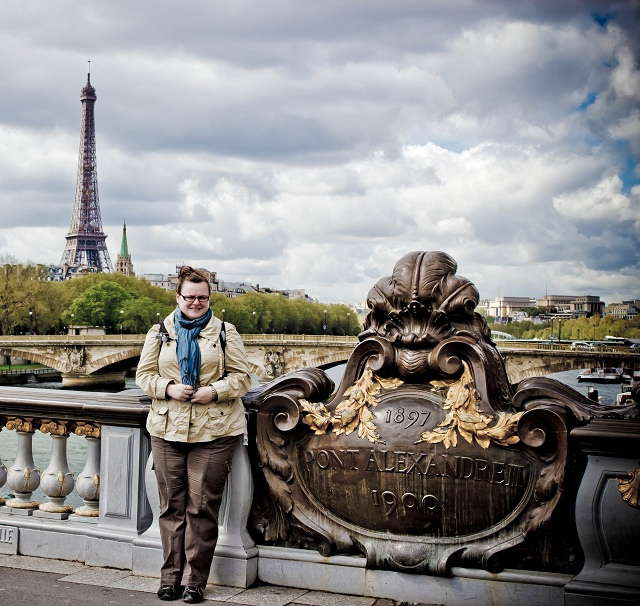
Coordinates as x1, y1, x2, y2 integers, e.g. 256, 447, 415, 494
206, 405, 227, 434
149, 403, 170, 434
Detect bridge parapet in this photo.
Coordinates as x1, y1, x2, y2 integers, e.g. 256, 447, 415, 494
0, 385, 256, 583
0, 386, 151, 565
497, 344, 639, 383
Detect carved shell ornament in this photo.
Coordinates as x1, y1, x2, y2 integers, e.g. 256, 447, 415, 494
619, 468, 640, 508
300, 251, 517, 445
360, 251, 490, 376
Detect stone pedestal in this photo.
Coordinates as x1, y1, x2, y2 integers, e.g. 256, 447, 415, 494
564, 419, 640, 606
85, 425, 152, 568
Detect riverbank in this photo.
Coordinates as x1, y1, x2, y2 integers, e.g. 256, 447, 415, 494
0, 363, 61, 385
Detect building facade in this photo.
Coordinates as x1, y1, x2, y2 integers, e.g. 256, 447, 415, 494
604, 300, 640, 320
487, 297, 536, 320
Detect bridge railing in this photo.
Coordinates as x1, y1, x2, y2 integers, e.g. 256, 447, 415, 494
495, 341, 636, 354
240, 333, 359, 344
0, 334, 359, 345
0, 334, 144, 344
0, 385, 152, 566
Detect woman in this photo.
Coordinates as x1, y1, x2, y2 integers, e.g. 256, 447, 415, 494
136, 266, 251, 603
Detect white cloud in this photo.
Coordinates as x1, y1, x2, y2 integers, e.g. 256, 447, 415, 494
553, 175, 639, 225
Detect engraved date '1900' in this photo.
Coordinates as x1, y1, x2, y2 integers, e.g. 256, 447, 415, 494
372, 489, 440, 517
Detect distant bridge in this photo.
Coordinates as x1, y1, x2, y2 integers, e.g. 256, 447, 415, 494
0, 334, 357, 387
0, 334, 637, 387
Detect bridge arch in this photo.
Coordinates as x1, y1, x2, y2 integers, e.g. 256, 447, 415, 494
0, 347, 67, 373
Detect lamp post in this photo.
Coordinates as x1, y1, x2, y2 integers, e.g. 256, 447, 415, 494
346, 313, 350, 335
323, 309, 327, 336
156, 312, 160, 324
252, 311, 257, 332
28, 310, 33, 335
221, 308, 225, 322
120, 310, 124, 334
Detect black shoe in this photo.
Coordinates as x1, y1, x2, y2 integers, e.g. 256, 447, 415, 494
182, 586, 204, 604
157, 584, 182, 601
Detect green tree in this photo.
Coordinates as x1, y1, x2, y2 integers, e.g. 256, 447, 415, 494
65, 282, 133, 331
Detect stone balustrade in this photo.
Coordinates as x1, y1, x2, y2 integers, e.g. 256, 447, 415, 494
0, 385, 256, 586
1, 380, 638, 603
0, 416, 100, 517
0, 386, 151, 566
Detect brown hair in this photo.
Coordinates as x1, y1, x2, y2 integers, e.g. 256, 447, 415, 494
176, 266, 211, 294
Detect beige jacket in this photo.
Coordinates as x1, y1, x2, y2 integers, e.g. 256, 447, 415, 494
136, 312, 252, 442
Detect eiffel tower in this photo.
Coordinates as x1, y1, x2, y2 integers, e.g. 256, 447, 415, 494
60, 70, 113, 272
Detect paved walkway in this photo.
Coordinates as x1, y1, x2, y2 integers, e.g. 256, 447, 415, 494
0, 554, 434, 606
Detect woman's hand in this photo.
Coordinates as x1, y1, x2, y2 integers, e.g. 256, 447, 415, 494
189, 385, 215, 404
166, 382, 195, 402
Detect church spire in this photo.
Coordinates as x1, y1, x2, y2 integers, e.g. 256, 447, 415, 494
120, 221, 129, 257
115, 221, 134, 276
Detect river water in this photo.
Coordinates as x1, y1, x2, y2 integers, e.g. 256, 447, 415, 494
0, 365, 632, 507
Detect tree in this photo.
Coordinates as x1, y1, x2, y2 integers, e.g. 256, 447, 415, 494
0, 263, 52, 334
65, 282, 133, 331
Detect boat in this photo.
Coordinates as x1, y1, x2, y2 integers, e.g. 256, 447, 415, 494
576, 367, 625, 383
616, 390, 634, 406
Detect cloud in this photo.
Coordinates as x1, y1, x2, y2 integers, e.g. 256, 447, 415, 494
0, 0, 638, 306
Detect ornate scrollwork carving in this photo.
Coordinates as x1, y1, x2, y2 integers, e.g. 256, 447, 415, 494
6, 417, 36, 432
39, 420, 69, 436
71, 422, 101, 438
517, 406, 568, 533
248, 250, 604, 575
618, 468, 640, 508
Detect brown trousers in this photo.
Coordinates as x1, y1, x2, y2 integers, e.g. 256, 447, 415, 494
151, 434, 241, 587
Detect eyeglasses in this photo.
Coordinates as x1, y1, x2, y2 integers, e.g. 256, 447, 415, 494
179, 294, 210, 303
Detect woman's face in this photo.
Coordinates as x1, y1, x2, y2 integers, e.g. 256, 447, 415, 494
176, 280, 210, 320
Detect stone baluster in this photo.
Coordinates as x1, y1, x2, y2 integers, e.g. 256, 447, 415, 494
4, 418, 41, 512
71, 422, 101, 519
0, 419, 7, 506
35, 420, 75, 519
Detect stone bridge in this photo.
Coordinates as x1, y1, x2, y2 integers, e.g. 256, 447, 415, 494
497, 341, 639, 382
0, 334, 357, 387
0, 334, 638, 386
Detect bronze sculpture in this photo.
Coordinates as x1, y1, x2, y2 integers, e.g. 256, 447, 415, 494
245, 251, 638, 575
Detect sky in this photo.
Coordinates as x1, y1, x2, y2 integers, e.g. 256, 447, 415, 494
0, 0, 639, 306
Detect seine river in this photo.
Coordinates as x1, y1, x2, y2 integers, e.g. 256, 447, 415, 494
0, 365, 632, 508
